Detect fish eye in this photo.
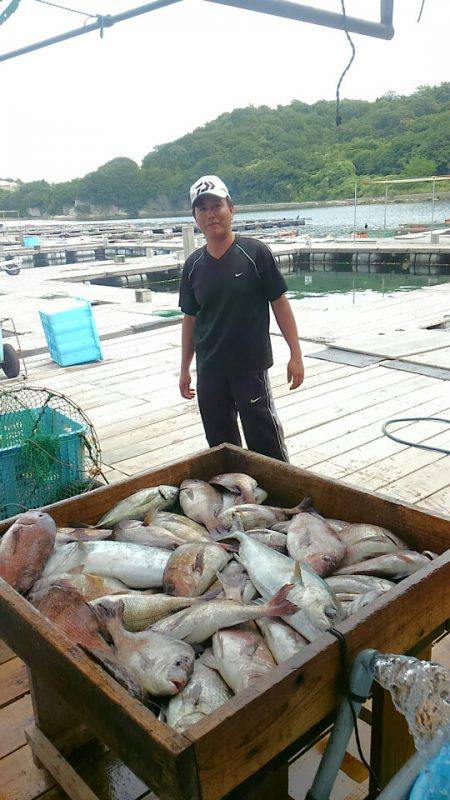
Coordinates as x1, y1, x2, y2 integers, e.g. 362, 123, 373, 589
325, 607, 337, 620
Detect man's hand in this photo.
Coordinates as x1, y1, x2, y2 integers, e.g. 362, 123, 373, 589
179, 368, 195, 399
287, 355, 304, 390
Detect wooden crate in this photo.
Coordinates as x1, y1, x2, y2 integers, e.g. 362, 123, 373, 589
0, 444, 449, 800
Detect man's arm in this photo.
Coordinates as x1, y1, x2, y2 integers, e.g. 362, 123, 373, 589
271, 295, 304, 390
179, 314, 196, 399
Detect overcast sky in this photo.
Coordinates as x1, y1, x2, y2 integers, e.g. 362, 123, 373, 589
1, 0, 448, 183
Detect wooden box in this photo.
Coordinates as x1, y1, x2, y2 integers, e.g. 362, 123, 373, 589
0, 444, 449, 800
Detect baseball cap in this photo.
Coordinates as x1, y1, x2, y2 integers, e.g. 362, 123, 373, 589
189, 175, 230, 208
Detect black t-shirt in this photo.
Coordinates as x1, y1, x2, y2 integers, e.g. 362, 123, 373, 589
179, 235, 287, 375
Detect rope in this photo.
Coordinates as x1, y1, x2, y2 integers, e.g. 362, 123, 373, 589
382, 417, 450, 456
336, 0, 356, 126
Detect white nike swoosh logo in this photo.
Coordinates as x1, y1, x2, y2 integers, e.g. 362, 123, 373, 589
235, 272, 244, 277
250, 396, 261, 404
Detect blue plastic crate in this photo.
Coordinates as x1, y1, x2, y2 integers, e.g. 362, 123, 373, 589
0, 406, 87, 519
39, 299, 103, 366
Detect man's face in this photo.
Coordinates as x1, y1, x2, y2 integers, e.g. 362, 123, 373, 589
193, 196, 233, 239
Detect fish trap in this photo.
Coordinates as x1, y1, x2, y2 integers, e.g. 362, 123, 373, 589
0, 386, 102, 519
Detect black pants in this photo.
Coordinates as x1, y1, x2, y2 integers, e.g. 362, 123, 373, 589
197, 369, 289, 462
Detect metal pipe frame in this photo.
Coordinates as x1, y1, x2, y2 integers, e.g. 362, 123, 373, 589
205, 0, 394, 39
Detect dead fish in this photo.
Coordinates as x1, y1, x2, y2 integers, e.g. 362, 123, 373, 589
146, 511, 211, 542
337, 524, 406, 567
151, 584, 297, 644
166, 652, 232, 731
179, 479, 223, 534
209, 473, 259, 504
30, 572, 132, 602
94, 598, 195, 696
217, 499, 306, 532
271, 521, 291, 534
41, 541, 171, 589
114, 521, 185, 550
212, 623, 276, 693
216, 566, 258, 604
246, 529, 287, 552
256, 617, 307, 664
325, 575, 395, 595
55, 528, 113, 546
91, 592, 205, 631
0, 510, 56, 594
97, 486, 179, 527
33, 585, 110, 653
326, 519, 349, 533
342, 590, 385, 618
286, 512, 346, 577
163, 542, 230, 597
335, 551, 432, 580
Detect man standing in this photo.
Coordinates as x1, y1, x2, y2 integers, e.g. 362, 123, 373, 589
178, 175, 304, 462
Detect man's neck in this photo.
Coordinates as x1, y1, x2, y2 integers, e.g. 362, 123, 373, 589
205, 233, 235, 260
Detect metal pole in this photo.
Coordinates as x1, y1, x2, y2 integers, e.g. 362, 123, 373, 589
353, 181, 357, 240
0, 0, 183, 63
383, 182, 388, 230
431, 177, 436, 227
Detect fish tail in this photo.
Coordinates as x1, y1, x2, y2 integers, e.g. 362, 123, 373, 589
94, 597, 125, 625
283, 496, 314, 515
263, 583, 298, 617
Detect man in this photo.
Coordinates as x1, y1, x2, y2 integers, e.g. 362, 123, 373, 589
178, 175, 304, 462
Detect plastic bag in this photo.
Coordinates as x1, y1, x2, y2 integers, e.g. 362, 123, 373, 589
373, 654, 450, 752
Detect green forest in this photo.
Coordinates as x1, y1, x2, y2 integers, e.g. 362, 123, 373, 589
1, 83, 448, 217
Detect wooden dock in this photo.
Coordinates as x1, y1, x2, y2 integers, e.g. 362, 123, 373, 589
0, 279, 449, 800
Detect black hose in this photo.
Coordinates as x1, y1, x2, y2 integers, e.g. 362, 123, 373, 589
382, 417, 450, 456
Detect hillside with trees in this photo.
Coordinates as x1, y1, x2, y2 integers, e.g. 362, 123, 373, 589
1, 83, 448, 217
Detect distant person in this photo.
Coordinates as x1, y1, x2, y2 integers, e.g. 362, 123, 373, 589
364, 222, 369, 231
178, 175, 304, 462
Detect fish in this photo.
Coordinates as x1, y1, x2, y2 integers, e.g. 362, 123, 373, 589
271, 521, 291, 534
166, 653, 232, 731
94, 598, 195, 696
217, 499, 305, 532
113, 521, 185, 550
335, 551, 432, 579
217, 564, 258, 604
212, 623, 276, 694
209, 473, 259, 504
286, 512, 346, 576
91, 592, 205, 631
229, 530, 343, 641
179, 479, 223, 534
337, 524, 407, 567
151, 584, 297, 644
97, 485, 179, 527
246, 529, 287, 552
163, 542, 230, 597
145, 511, 211, 542
30, 572, 132, 602
0, 510, 56, 594
55, 528, 113, 546
342, 590, 385, 618
325, 575, 395, 595
326, 519, 349, 533
33, 584, 110, 653
41, 541, 171, 589
256, 617, 307, 664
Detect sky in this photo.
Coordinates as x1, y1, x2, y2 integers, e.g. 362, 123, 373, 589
1, 0, 448, 183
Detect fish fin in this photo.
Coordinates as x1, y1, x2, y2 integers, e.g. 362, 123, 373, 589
189, 682, 203, 706
195, 587, 222, 601
283, 496, 314, 515
81, 645, 144, 701
217, 571, 246, 602
264, 583, 298, 617
193, 550, 205, 574
293, 561, 304, 584
68, 520, 96, 529
199, 649, 219, 670
94, 597, 125, 623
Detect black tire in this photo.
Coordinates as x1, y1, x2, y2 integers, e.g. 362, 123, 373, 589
1, 343, 21, 378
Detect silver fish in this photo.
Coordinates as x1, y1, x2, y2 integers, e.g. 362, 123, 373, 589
55, 528, 113, 546
209, 473, 259, 504
41, 541, 171, 589
256, 617, 307, 664
151, 585, 297, 644
342, 590, 385, 618
286, 512, 346, 576
163, 542, 230, 597
91, 592, 204, 631
217, 501, 302, 532
97, 485, 179, 527
325, 575, 395, 595
230, 531, 343, 641
246, 529, 288, 552
114, 521, 185, 550
94, 598, 195, 696
0, 510, 56, 594
337, 524, 406, 567
166, 655, 232, 731
326, 519, 349, 533
30, 572, 132, 602
179, 479, 223, 534
148, 511, 211, 541
335, 551, 432, 579
212, 623, 275, 693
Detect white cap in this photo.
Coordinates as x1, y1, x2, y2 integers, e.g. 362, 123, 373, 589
189, 175, 230, 208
